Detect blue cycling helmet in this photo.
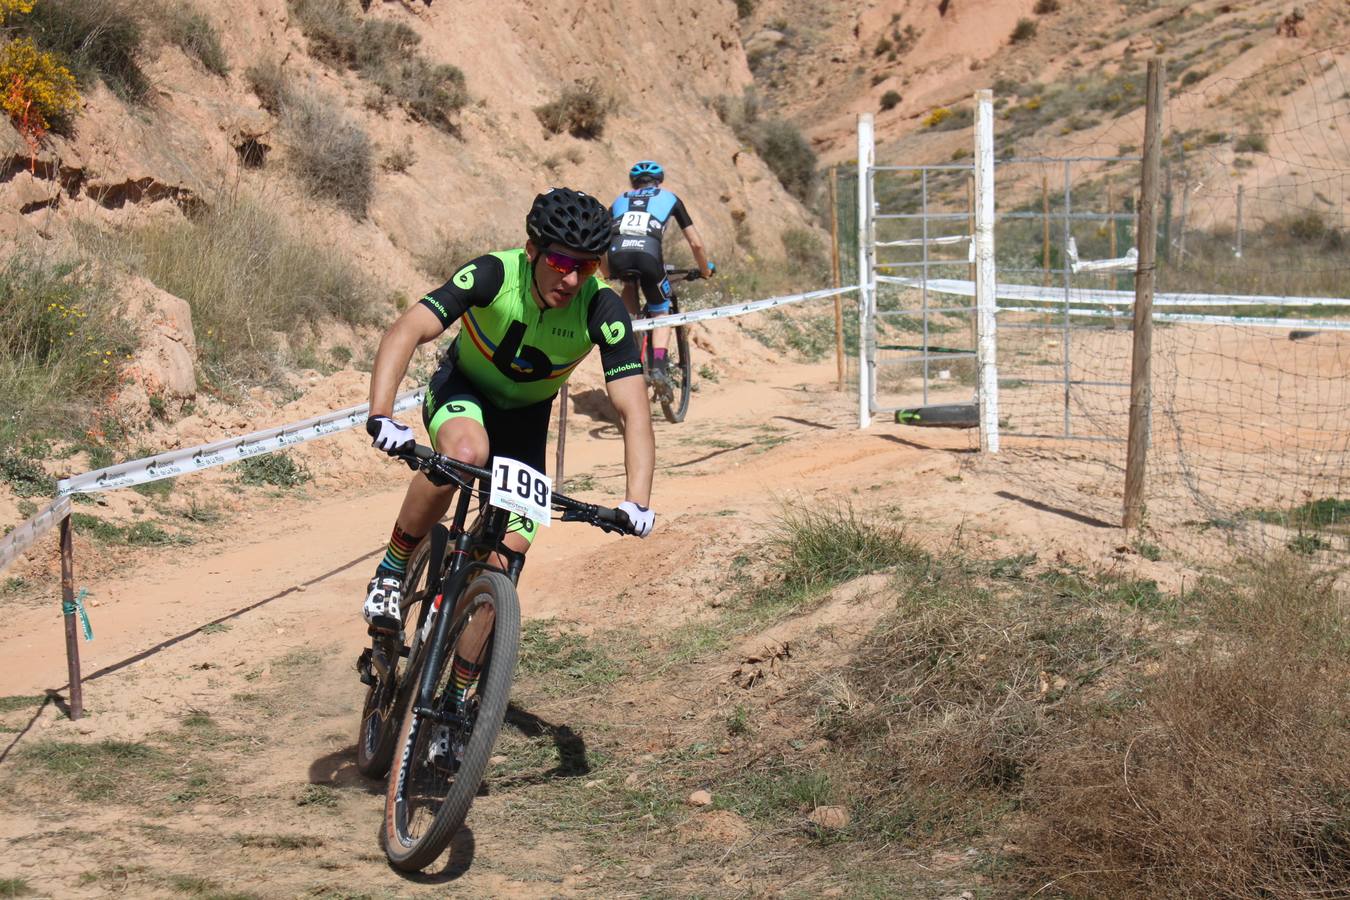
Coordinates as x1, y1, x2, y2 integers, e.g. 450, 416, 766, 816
629, 160, 664, 187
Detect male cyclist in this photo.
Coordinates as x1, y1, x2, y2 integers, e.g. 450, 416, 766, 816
362, 187, 656, 662
606, 161, 715, 393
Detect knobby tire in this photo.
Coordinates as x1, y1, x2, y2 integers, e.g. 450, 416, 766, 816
661, 322, 692, 424
355, 528, 443, 778
382, 571, 521, 871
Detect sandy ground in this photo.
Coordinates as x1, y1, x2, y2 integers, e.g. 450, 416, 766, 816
0, 344, 1227, 898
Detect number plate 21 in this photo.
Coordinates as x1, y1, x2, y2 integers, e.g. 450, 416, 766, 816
489, 457, 551, 528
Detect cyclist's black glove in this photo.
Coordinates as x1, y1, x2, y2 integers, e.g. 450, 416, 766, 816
366, 415, 414, 457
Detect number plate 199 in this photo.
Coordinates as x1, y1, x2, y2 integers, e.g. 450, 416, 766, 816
489, 457, 551, 528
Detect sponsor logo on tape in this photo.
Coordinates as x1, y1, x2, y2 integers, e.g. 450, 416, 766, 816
146, 459, 184, 478
237, 438, 270, 458
193, 448, 228, 468
96, 471, 136, 490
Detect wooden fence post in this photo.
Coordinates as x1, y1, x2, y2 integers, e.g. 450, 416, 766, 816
1124, 58, 1164, 532
829, 166, 845, 390
60, 515, 84, 720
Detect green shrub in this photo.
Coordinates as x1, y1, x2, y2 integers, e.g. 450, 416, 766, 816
752, 118, 816, 202
85, 195, 372, 381
164, 7, 228, 77
780, 227, 829, 281
13, 0, 149, 102
1033, 0, 1059, 13
735, 0, 755, 17
283, 87, 373, 216
1010, 18, 1038, 43
535, 78, 610, 139
879, 89, 902, 111
0, 259, 134, 445
371, 57, 467, 131
244, 58, 285, 112
287, 0, 466, 132
1234, 132, 1268, 153
0, 448, 49, 497
289, 0, 417, 68
231, 452, 311, 487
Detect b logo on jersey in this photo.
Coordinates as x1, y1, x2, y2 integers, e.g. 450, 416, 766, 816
601, 321, 626, 345
453, 264, 477, 290
492, 320, 553, 383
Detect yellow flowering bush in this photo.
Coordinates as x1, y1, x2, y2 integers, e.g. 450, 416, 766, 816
923, 106, 952, 128
0, 36, 80, 138
0, 0, 35, 23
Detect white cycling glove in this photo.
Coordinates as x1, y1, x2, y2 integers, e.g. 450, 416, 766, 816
366, 415, 414, 455
618, 500, 655, 538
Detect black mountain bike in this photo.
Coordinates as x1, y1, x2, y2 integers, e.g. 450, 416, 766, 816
354, 443, 635, 871
613, 265, 701, 424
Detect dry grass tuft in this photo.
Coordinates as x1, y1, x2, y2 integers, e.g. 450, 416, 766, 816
535, 78, 611, 139
85, 194, 373, 381
1017, 554, 1350, 897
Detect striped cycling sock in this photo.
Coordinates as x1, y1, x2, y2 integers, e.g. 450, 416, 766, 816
450, 655, 483, 703
377, 524, 422, 578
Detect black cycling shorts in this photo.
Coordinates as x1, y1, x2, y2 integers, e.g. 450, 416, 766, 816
606, 247, 673, 313
423, 355, 553, 475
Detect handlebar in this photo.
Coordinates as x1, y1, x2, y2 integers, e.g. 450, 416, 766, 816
395, 444, 635, 536
662, 264, 711, 283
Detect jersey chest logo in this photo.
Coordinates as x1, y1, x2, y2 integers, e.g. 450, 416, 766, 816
492, 319, 553, 383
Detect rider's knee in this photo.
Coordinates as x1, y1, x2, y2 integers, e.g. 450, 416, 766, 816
433, 434, 489, 470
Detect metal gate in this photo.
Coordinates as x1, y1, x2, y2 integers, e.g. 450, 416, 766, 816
856, 96, 1142, 449
856, 100, 998, 450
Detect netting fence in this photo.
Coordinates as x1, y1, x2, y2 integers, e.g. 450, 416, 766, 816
853, 43, 1350, 559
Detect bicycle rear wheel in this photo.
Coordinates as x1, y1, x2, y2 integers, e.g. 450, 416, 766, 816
659, 298, 692, 423
382, 571, 521, 872
356, 526, 444, 779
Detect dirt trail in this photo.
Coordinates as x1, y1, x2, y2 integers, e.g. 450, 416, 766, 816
0, 356, 1153, 898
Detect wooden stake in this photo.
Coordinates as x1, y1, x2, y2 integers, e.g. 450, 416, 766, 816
829, 166, 845, 390
1124, 58, 1164, 532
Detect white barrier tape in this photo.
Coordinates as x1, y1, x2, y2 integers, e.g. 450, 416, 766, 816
56, 390, 425, 496
633, 285, 857, 331
997, 304, 1350, 331
0, 496, 70, 574
48, 286, 857, 499
876, 234, 971, 248
876, 275, 1350, 309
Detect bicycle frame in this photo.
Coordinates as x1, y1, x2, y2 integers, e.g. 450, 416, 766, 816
412, 483, 523, 716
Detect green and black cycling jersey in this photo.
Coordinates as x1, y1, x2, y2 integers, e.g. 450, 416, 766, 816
417, 248, 642, 409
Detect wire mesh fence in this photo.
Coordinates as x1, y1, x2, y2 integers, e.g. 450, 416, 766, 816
842, 42, 1350, 560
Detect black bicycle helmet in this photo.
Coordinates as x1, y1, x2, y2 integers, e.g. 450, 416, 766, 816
525, 188, 612, 255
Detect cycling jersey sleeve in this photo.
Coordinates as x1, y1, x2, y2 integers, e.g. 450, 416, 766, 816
671, 197, 693, 229
417, 253, 505, 329
587, 287, 643, 382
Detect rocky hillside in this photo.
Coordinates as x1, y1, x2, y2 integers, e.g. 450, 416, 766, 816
1, 0, 814, 298
739, 0, 1350, 195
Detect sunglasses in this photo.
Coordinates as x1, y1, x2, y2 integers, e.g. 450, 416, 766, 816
542, 249, 601, 278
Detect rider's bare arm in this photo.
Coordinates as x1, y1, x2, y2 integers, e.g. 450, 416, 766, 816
369, 304, 444, 418
682, 223, 714, 278
606, 374, 654, 507
369, 255, 506, 417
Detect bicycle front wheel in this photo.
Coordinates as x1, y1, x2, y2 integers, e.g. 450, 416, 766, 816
355, 527, 443, 779
660, 307, 692, 424
382, 571, 521, 872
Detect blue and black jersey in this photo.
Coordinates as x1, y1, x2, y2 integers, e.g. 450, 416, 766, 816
609, 187, 693, 258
